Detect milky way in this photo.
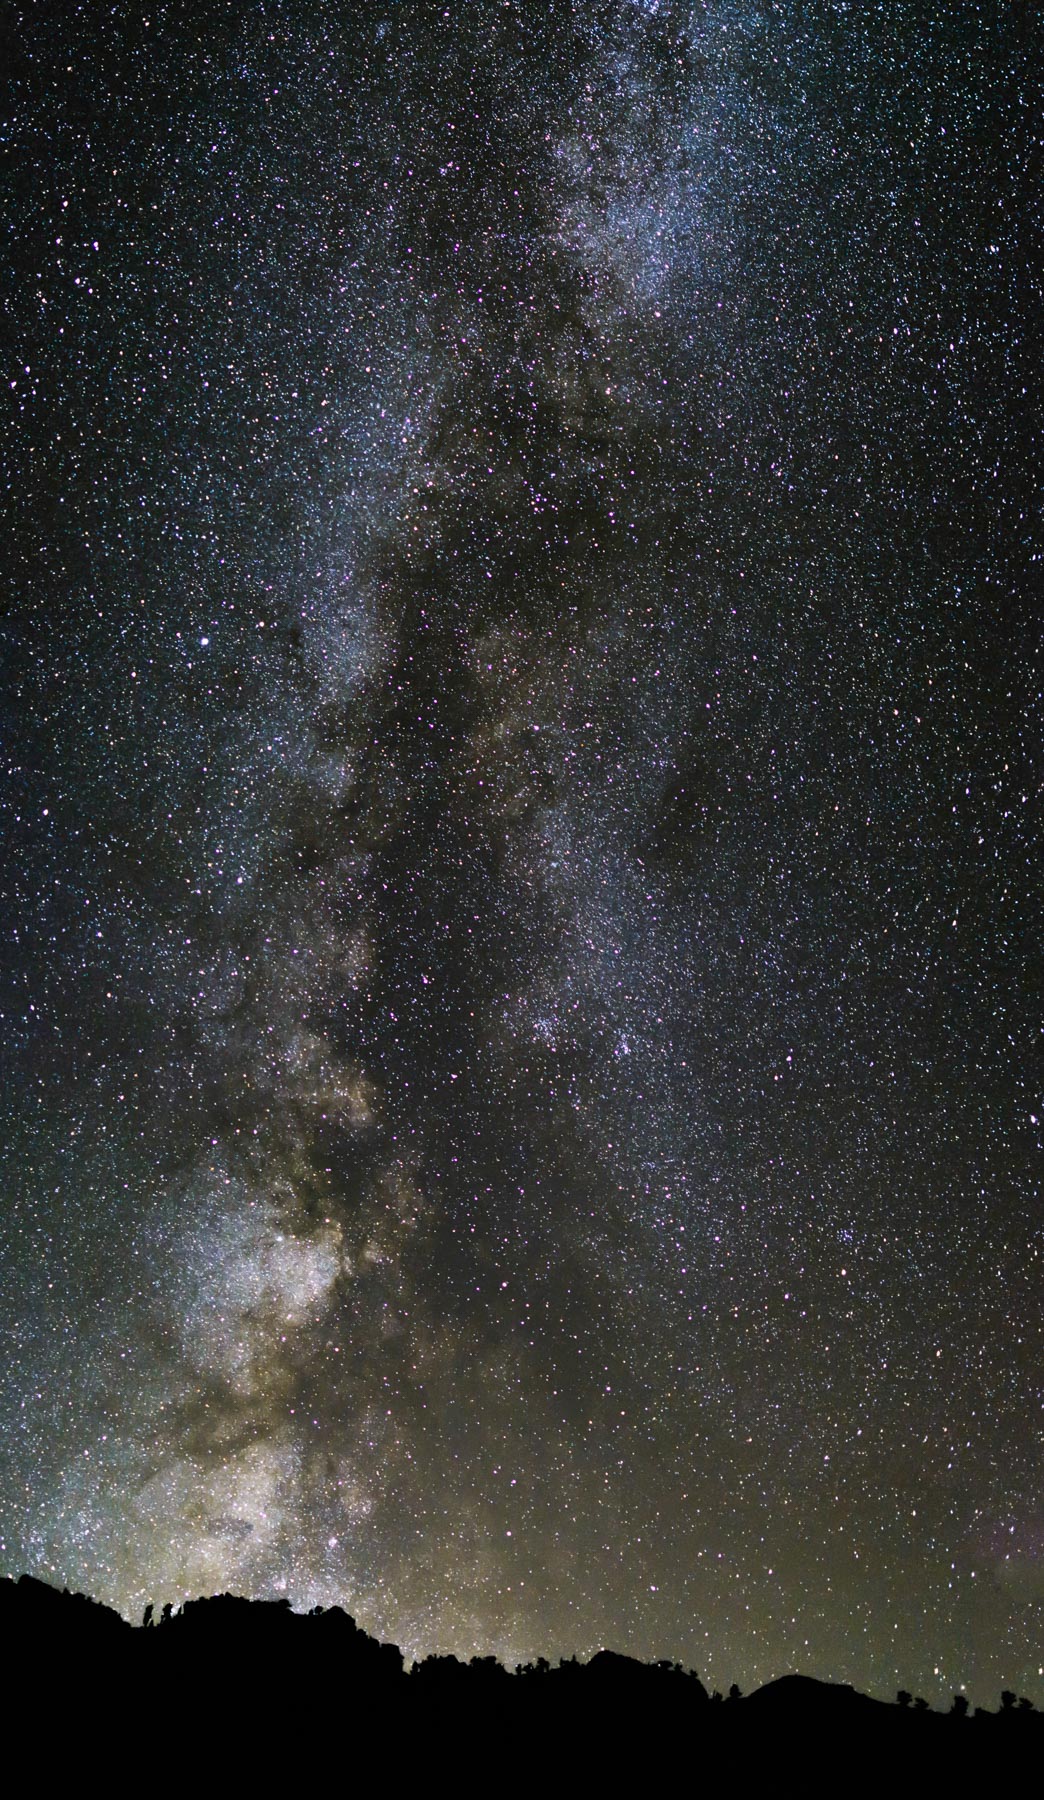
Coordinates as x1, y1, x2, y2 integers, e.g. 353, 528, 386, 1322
1, 1, 1039, 1703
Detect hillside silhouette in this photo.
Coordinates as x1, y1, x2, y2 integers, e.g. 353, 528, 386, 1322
2, 1575, 1039, 1777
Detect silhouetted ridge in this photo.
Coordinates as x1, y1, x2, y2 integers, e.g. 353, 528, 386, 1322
747, 1672, 887, 1712
1, 1572, 131, 1640
156, 1589, 405, 1678
2, 1574, 1040, 1773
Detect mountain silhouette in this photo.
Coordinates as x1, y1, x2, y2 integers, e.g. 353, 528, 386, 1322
1, 1574, 1038, 1779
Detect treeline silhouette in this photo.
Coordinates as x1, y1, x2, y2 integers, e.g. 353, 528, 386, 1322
2, 1575, 1038, 1774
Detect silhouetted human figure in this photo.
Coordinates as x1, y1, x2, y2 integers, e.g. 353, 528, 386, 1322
142, 1603, 154, 1628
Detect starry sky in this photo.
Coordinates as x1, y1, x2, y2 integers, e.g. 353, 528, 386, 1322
1, 0, 1039, 1705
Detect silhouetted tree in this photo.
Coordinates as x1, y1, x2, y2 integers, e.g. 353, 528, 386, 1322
951, 1695, 969, 1716
468, 1655, 507, 1683
897, 1690, 912, 1707
1018, 1696, 1035, 1711
728, 1683, 743, 1701
1001, 1690, 1017, 1712
914, 1696, 929, 1711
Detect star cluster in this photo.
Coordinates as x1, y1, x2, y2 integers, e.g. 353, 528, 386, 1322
1, 0, 1039, 1703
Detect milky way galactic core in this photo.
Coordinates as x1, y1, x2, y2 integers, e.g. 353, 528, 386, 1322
1, 1, 1039, 1704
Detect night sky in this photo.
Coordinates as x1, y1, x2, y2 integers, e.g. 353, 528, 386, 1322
2, 1, 1040, 1705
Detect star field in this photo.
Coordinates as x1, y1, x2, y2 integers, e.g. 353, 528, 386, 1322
1, 0, 1040, 1704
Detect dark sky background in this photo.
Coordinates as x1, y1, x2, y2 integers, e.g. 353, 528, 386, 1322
1, 0, 1039, 1704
